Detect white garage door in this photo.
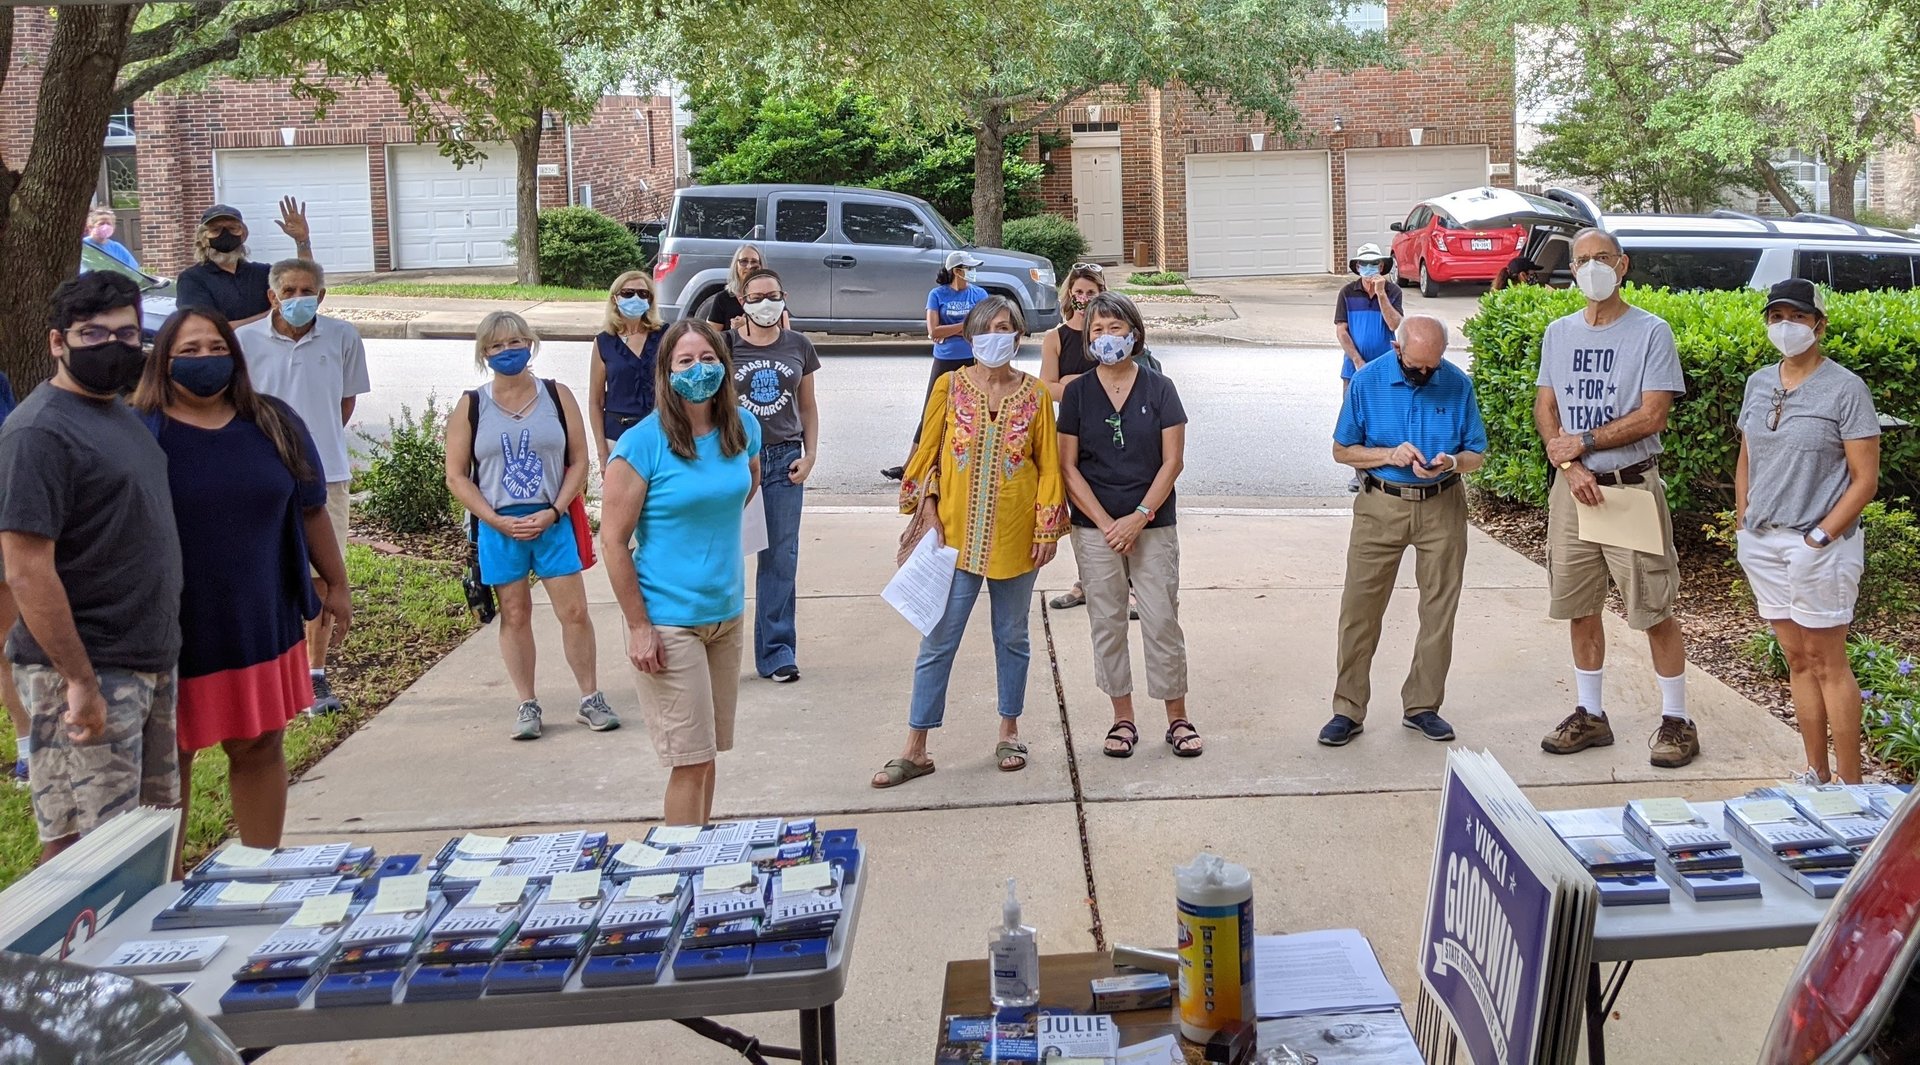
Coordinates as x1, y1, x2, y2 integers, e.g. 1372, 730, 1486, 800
1185, 151, 1331, 277
212, 147, 374, 272
1344, 147, 1490, 256
388, 143, 518, 269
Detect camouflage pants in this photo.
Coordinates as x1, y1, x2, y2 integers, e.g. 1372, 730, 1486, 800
21, 664, 180, 843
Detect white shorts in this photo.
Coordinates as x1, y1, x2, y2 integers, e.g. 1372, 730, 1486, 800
1736, 526, 1864, 630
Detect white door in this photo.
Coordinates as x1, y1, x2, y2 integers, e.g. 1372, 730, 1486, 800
212, 147, 374, 271
387, 143, 518, 269
1184, 151, 1331, 277
1344, 147, 1489, 257
1073, 147, 1124, 260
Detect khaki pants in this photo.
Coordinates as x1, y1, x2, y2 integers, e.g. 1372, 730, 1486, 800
631, 617, 743, 767
309, 481, 350, 578
1332, 480, 1468, 722
1072, 526, 1188, 701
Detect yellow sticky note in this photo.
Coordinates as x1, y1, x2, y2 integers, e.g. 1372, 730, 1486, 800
1808, 791, 1863, 818
372, 873, 431, 914
622, 873, 681, 900
289, 893, 353, 927
650, 825, 701, 846
217, 843, 276, 869
444, 859, 500, 880
779, 863, 833, 894
469, 875, 529, 907
1740, 799, 1796, 824
1638, 798, 1696, 824
547, 871, 603, 901
219, 881, 279, 904
612, 842, 668, 869
701, 862, 755, 891
457, 833, 508, 856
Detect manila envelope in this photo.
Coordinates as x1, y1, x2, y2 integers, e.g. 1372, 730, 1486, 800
1576, 485, 1665, 555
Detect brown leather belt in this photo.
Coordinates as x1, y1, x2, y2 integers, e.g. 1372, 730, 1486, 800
1591, 459, 1655, 487
1363, 473, 1460, 501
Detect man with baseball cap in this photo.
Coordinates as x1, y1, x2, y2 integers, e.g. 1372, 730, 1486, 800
1334, 243, 1404, 491
174, 198, 312, 326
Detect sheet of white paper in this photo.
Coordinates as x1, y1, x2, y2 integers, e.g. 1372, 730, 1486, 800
622, 873, 682, 900
650, 825, 701, 845
612, 841, 668, 868
456, 833, 508, 856
289, 893, 353, 927
1115, 1034, 1184, 1064
215, 843, 276, 869
219, 881, 278, 905
469, 875, 529, 907
1254, 929, 1402, 1019
372, 874, 431, 914
1257, 1010, 1424, 1065
1576, 485, 1666, 555
742, 490, 770, 557
702, 862, 755, 891
443, 859, 500, 880
547, 870, 603, 901
779, 863, 833, 894
1807, 790, 1864, 817
882, 530, 959, 637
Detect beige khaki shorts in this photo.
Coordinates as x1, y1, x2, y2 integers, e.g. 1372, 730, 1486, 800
310, 481, 350, 580
1545, 468, 1679, 630
631, 618, 744, 767
22, 665, 180, 843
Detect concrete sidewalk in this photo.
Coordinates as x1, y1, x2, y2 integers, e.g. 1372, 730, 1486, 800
274, 509, 1805, 1064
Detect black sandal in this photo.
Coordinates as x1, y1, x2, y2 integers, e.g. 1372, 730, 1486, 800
1165, 718, 1204, 758
1103, 720, 1139, 758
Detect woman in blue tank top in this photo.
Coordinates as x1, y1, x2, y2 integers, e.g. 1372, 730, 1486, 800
590, 269, 663, 468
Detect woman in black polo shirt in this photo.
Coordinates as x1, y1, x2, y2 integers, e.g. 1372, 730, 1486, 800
1056, 293, 1202, 760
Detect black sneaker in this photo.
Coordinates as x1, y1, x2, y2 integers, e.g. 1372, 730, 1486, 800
881, 465, 905, 481
1318, 715, 1363, 747
770, 665, 800, 683
308, 673, 344, 716
1403, 710, 1456, 742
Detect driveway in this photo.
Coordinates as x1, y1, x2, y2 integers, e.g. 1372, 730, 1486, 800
1174, 274, 1485, 349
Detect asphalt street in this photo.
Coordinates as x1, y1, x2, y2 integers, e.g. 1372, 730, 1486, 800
349, 338, 1471, 502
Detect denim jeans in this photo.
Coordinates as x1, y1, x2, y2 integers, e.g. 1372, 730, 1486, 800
907, 568, 1039, 730
754, 440, 807, 675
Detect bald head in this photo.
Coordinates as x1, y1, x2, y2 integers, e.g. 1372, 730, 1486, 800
1393, 315, 1448, 369
1571, 227, 1623, 258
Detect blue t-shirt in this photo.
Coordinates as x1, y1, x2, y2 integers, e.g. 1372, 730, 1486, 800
1334, 357, 1489, 485
928, 284, 988, 361
0, 372, 16, 427
613, 412, 763, 627
86, 238, 140, 270
1333, 279, 1404, 380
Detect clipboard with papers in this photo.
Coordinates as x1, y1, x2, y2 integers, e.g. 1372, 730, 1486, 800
1575, 485, 1666, 556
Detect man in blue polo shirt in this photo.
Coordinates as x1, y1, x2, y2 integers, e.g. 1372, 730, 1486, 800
1319, 314, 1488, 748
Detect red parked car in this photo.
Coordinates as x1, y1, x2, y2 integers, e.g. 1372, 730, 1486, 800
1389, 187, 1537, 297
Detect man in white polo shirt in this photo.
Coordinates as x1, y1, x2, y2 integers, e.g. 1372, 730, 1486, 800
236, 258, 370, 715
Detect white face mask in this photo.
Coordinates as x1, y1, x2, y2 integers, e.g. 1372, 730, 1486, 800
1575, 260, 1620, 302
745, 298, 785, 327
970, 331, 1019, 367
1767, 320, 1817, 357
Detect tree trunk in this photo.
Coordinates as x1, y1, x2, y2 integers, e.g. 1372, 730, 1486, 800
1826, 158, 1859, 220
0, 7, 136, 395
513, 108, 544, 285
970, 104, 1009, 248
1753, 156, 1804, 216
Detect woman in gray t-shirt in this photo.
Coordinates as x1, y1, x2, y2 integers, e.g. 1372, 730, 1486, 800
1733, 279, 1880, 785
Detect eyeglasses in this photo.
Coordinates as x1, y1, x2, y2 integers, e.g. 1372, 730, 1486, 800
1768, 387, 1787, 431
737, 258, 762, 268
69, 325, 143, 347
1105, 412, 1125, 450
743, 293, 784, 304
1071, 263, 1105, 274
617, 289, 652, 299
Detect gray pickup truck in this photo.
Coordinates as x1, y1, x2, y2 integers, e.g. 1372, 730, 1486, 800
653, 184, 1061, 334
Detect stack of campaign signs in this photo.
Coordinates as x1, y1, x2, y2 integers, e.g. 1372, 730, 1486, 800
1412, 750, 1598, 1065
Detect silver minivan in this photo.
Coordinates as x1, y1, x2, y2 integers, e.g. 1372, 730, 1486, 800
653, 184, 1062, 334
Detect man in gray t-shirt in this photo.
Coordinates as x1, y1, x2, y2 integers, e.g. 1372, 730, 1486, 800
1534, 228, 1697, 770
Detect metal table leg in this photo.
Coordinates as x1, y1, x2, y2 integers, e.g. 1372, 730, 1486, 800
1585, 960, 1634, 1065
797, 1005, 836, 1065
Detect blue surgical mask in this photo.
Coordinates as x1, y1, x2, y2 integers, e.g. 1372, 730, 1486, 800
1089, 333, 1135, 366
487, 346, 533, 376
1356, 265, 1381, 278
278, 295, 319, 328
617, 295, 651, 319
170, 355, 235, 398
670, 361, 726, 403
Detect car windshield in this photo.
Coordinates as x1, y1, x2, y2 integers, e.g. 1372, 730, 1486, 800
79, 242, 162, 290
925, 207, 967, 248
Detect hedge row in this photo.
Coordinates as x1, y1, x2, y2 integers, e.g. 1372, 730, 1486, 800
1465, 285, 1920, 513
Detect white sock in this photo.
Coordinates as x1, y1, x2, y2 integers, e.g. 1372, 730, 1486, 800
14, 736, 29, 758
1575, 668, 1604, 719
310, 668, 325, 679
1658, 672, 1689, 721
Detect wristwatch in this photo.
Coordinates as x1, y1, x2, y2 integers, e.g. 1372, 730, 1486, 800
1580, 430, 1597, 454
1807, 527, 1832, 548
1135, 505, 1156, 522
549, 503, 565, 521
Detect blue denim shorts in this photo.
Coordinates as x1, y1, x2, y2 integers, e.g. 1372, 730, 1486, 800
477, 503, 583, 585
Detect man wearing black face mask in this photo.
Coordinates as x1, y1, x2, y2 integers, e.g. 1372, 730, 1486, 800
1319, 315, 1488, 749
0, 272, 184, 862
174, 199, 312, 327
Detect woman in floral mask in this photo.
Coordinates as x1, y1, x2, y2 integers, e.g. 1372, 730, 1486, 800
1041, 263, 1107, 400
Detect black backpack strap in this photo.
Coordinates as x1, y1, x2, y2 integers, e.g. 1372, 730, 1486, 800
463, 389, 481, 541
543, 378, 569, 466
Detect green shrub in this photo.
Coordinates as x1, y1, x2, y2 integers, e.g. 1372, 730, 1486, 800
1859, 207, 1917, 232
1743, 629, 1789, 678
537, 206, 642, 290
1858, 500, 1920, 626
1128, 271, 1187, 287
1466, 285, 1920, 513
356, 397, 457, 534
1000, 214, 1088, 274
1854, 637, 1920, 779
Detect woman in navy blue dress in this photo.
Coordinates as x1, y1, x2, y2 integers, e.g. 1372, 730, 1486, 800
0, 370, 21, 787
589, 269, 662, 469
133, 308, 352, 848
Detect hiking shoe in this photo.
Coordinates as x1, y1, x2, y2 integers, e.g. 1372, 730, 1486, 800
512, 700, 543, 741
881, 465, 905, 481
9, 758, 26, 788
1318, 715, 1363, 747
308, 673, 344, 716
1541, 707, 1612, 754
770, 665, 801, 683
576, 692, 620, 732
1403, 711, 1456, 742
1649, 716, 1700, 768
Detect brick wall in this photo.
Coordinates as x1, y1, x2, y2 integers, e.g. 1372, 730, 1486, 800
0, 9, 55, 166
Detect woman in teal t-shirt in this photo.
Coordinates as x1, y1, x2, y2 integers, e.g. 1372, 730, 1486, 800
602, 319, 762, 826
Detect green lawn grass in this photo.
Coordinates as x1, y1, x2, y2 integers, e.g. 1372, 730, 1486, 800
0, 545, 475, 891
328, 282, 607, 302
1120, 286, 1200, 298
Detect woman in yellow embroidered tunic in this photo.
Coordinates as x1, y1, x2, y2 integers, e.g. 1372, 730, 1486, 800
872, 296, 1067, 787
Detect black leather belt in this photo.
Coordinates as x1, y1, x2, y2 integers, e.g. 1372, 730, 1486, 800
1363, 473, 1460, 501
1591, 459, 1655, 487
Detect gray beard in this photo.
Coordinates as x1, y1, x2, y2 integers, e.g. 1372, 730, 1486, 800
208, 248, 245, 267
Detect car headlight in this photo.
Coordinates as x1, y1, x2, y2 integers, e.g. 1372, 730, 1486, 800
1031, 267, 1055, 287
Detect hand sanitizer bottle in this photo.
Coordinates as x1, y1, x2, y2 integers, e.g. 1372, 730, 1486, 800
988, 877, 1039, 1009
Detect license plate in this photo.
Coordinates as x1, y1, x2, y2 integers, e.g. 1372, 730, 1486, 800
1471, 239, 1493, 251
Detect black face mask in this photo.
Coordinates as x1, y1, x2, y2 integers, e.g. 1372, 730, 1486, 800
1400, 360, 1437, 388
63, 340, 147, 396
208, 231, 244, 253
170, 355, 235, 398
